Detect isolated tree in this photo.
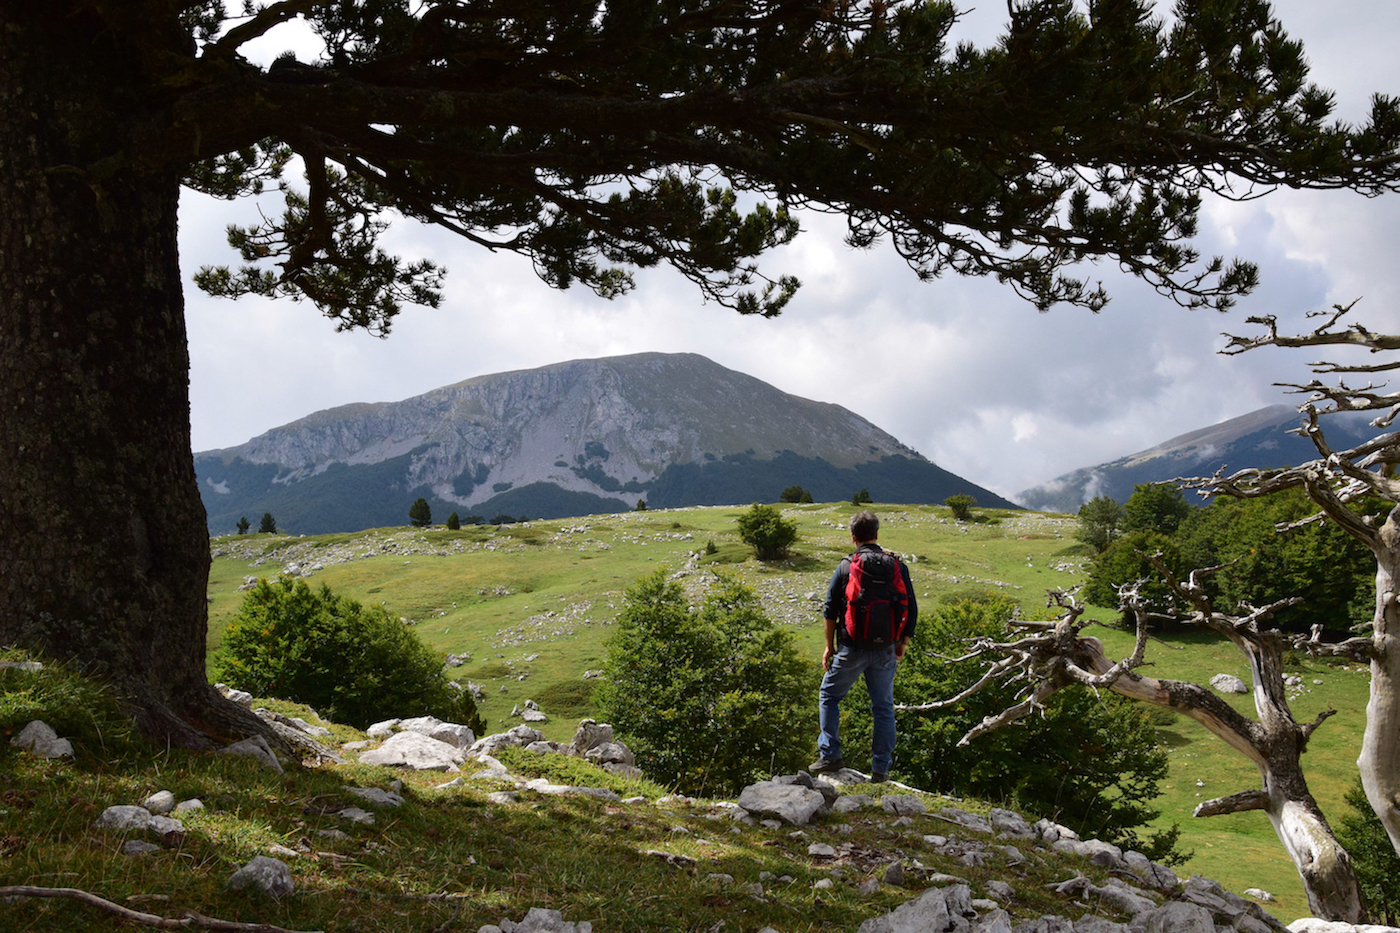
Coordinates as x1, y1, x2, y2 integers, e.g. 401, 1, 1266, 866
780, 485, 813, 504
852, 488, 873, 506
445, 511, 461, 531
6, 2, 1400, 749
597, 569, 815, 795
235, 516, 251, 535
634, 499, 647, 511
736, 503, 799, 560
1075, 495, 1124, 553
408, 497, 433, 527
945, 494, 977, 521
258, 512, 277, 535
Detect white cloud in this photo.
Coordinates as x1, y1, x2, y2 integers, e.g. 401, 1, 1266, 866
182, 1, 1400, 502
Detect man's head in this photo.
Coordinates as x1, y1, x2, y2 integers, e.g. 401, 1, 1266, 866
850, 510, 879, 543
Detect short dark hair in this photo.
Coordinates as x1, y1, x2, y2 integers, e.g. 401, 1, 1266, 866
850, 510, 879, 542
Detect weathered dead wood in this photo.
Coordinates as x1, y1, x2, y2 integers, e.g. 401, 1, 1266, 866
897, 578, 1364, 921
0, 885, 323, 932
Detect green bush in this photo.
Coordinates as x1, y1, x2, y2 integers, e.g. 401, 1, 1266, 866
212, 577, 483, 732
944, 494, 976, 521
596, 569, 818, 796
1336, 777, 1400, 925
736, 503, 798, 560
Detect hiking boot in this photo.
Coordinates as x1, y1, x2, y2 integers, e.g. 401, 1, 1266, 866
870, 772, 888, 784
809, 755, 845, 774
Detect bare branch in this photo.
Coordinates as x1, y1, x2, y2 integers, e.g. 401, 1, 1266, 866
0, 886, 324, 932
1193, 789, 1270, 818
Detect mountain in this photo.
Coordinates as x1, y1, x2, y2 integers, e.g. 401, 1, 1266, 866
1016, 404, 1376, 513
195, 352, 1018, 534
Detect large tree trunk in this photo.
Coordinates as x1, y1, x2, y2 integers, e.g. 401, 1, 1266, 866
0, 4, 248, 747
1359, 517, 1400, 855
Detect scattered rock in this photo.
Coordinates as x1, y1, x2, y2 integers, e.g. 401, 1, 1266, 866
359, 731, 467, 772
1210, 674, 1249, 694
94, 805, 152, 833
143, 791, 177, 815
881, 795, 928, 817
478, 906, 591, 933
347, 786, 406, 807
219, 735, 284, 774
10, 720, 74, 759
122, 840, 163, 856
227, 856, 294, 899
737, 780, 826, 826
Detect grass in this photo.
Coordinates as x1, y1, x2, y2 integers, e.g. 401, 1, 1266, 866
5, 500, 1378, 925
4, 655, 1175, 933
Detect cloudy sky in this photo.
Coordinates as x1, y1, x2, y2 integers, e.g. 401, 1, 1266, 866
181, 1, 1400, 503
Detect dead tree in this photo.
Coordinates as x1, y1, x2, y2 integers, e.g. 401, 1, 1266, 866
897, 579, 1365, 921
1193, 304, 1400, 866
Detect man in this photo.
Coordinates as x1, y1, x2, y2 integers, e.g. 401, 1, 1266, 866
810, 510, 917, 783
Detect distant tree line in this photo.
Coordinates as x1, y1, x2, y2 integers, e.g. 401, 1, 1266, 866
1079, 484, 1375, 634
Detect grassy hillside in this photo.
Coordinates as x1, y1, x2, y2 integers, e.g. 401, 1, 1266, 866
3, 660, 1241, 933
205, 501, 1376, 920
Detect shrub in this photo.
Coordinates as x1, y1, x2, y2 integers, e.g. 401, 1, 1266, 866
944, 494, 976, 521
596, 570, 817, 796
212, 577, 483, 732
736, 503, 798, 560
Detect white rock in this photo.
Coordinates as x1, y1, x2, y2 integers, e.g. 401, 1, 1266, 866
347, 787, 406, 807
1210, 673, 1249, 694
359, 731, 467, 772
148, 815, 185, 836
94, 806, 151, 832
337, 807, 375, 825
10, 720, 74, 759
143, 791, 177, 815
228, 855, 294, 899
738, 782, 827, 826
219, 735, 284, 773
175, 799, 206, 814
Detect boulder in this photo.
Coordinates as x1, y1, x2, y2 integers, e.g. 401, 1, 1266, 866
738, 781, 827, 826
990, 808, 1035, 839
1126, 901, 1214, 933
469, 725, 547, 758
857, 885, 951, 933
359, 731, 467, 772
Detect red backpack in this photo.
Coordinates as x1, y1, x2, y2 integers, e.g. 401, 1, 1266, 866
843, 548, 910, 648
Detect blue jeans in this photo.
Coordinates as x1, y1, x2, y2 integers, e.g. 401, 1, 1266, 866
817, 643, 898, 774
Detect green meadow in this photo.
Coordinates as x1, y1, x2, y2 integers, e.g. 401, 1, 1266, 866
207, 501, 1375, 918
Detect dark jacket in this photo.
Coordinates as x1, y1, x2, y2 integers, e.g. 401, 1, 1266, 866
823, 543, 918, 647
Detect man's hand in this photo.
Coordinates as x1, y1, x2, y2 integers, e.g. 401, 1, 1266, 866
822, 644, 834, 671
894, 637, 909, 660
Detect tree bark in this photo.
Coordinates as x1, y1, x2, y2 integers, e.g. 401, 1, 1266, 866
0, 4, 250, 748
1359, 514, 1400, 855
1074, 639, 1365, 922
